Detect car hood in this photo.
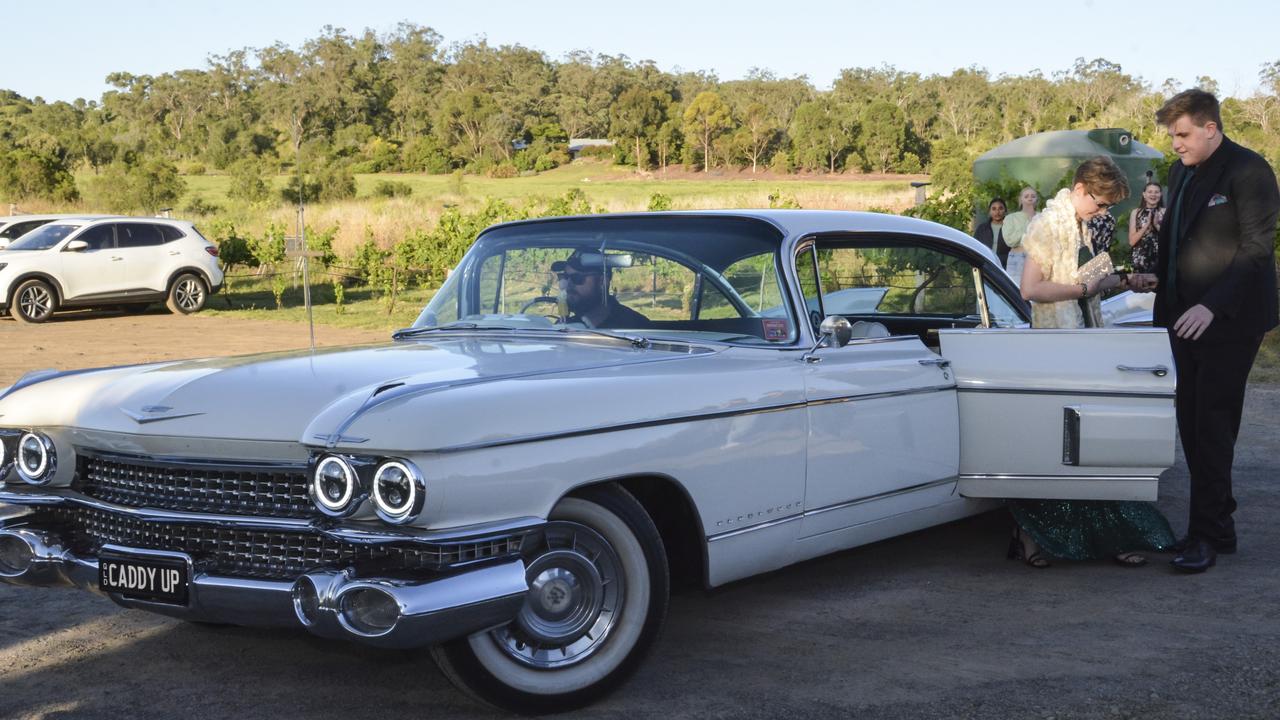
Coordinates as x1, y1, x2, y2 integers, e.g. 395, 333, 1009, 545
0, 334, 758, 449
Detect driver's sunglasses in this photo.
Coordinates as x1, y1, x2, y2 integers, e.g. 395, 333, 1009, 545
1089, 192, 1115, 210
556, 272, 597, 286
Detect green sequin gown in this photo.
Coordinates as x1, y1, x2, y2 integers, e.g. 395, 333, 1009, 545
1009, 500, 1175, 560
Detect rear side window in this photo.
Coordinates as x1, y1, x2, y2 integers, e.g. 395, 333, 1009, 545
77, 224, 116, 251
159, 225, 186, 242
116, 223, 165, 248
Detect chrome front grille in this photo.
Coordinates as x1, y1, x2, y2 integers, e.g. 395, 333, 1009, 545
43, 506, 525, 580
73, 452, 314, 519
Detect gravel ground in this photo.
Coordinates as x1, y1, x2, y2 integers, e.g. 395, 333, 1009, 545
0, 314, 1276, 719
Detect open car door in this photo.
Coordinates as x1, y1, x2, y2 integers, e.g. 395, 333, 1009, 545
938, 327, 1175, 501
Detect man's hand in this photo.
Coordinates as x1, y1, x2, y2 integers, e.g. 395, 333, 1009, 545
1126, 273, 1158, 292
1174, 304, 1215, 339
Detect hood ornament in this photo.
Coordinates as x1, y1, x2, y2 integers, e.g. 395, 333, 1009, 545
122, 405, 205, 424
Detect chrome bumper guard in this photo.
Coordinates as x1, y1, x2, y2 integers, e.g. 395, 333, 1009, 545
0, 508, 530, 649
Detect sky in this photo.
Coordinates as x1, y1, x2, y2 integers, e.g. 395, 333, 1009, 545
3, 0, 1277, 103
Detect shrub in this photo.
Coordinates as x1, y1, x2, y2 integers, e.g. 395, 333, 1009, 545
279, 163, 356, 204
487, 162, 518, 179
768, 151, 793, 174
87, 159, 185, 214
372, 180, 414, 198
768, 189, 802, 209
184, 162, 207, 176
183, 195, 221, 216
647, 192, 673, 211
227, 159, 272, 204
577, 144, 615, 160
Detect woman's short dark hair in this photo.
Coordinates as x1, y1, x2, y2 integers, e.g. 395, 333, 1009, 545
1074, 156, 1130, 203
988, 197, 1006, 209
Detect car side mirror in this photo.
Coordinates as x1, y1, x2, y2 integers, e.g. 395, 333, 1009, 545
819, 315, 853, 348
64, 240, 89, 252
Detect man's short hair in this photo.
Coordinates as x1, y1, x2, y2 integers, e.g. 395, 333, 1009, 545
1074, 156, 1130, 203
1156, 88, 1222, 129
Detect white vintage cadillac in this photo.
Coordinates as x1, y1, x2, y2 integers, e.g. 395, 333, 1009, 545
0, 211, 1175, 711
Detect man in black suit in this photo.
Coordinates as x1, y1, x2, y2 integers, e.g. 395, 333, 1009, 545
1151, 89, 1280, 573
974, 197, 1011, 266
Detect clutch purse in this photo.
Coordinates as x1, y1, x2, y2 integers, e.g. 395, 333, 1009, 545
1076, 250, 1115, 285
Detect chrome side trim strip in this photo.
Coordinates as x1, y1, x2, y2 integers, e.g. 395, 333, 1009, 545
956, 386, 1175, 400
801, 478, 957, 519
0, 488, 542, 544
707, 477, 957, 543
429, 383, 957, 455
959, 473, 1160, 481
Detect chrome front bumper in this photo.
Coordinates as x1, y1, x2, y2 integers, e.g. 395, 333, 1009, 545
0, 508, 530, 649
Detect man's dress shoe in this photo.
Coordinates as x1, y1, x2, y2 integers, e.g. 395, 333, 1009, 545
1169, 535, 1237, 555
1171, 538, 1217, 573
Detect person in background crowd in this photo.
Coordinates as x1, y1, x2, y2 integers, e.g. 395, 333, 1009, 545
1087, 206, 1117, 255
1001, 187, 1039, 287
1128, 182, 1165, 273
974, 197, 1010, 266
1009, 156, 1174, 568
1151, 89, 1280, 573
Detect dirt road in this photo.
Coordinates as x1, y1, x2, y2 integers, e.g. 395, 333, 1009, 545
0, 309, 387, 387
0, 313, 1277, 719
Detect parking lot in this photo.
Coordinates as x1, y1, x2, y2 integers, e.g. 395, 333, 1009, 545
0, 312, 1277, 719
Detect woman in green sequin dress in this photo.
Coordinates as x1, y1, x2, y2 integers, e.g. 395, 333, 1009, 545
1012, 157, 1175, 567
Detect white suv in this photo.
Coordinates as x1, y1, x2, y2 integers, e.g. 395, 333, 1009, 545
0, 217, 224, 323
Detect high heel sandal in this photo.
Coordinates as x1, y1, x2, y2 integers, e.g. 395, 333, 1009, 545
1007, 526, 1052, 569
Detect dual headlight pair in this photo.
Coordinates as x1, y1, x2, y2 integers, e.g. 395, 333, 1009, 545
0, 430, 57, 486
310, 454, 425, 525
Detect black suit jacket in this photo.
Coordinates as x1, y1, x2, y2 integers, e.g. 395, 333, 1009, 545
1154, 136, 1280, 341
974, 221, 1011, 266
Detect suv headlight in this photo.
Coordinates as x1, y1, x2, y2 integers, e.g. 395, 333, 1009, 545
16, 431, 56, 485
371, 460, 426, 525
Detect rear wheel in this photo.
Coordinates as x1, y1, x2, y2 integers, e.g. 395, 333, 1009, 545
432, 485, 669, 713
166, 273, 208, 314
10, 279, 58, 323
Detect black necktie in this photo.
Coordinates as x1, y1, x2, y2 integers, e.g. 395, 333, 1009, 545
1166, 167, 1196, 302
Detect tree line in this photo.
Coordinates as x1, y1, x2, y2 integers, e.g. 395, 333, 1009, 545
3, 22, 1280, 210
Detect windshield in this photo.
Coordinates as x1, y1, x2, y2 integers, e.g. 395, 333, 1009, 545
413, 215, 797, 345
6, 223, 80, 251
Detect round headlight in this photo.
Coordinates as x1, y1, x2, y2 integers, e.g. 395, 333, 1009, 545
16, 432, 55, 485
310, 455, 358, 516
371, 460, 425, 524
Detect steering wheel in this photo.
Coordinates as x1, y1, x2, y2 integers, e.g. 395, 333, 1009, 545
520, 295, 562, 321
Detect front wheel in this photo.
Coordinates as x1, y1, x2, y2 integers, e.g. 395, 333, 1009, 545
10, 279, 58, 323
166, 273, 208, 314
432, 485, 669, 713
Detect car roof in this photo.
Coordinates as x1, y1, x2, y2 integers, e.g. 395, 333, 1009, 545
0, 213, 120, 225
483, 209, 999, 266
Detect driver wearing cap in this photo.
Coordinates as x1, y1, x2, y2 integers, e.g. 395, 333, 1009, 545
551, 251, 649, 329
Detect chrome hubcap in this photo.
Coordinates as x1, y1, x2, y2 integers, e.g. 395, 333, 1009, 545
19, 286, 51, 319
175, 279, 203, 311
491, 522, 623, 668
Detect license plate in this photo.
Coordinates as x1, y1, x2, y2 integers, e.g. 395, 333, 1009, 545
98, 551, 189, 605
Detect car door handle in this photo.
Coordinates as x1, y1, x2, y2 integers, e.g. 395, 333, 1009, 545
1117, 364, 1169, 377
918, 358, 951, 368
111, 256, 124, 261
169, 251, 181, 256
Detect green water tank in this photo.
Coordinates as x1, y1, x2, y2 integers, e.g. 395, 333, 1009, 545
972, 128, 1164, 216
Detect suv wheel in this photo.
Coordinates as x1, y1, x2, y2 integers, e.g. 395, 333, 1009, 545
10, 279, 58, 323
166, 274, 208, 314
